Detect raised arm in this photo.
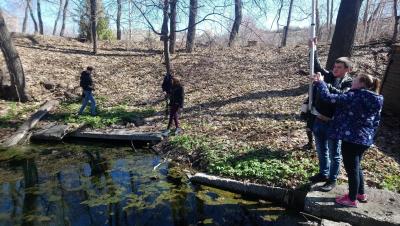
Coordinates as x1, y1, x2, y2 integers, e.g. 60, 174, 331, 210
315, 81, 354, 105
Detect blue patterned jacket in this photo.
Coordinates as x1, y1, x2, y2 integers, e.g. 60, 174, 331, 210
316, 81, 384, 146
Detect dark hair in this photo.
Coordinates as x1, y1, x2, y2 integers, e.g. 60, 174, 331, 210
335, 57, 352, 69
172, 76, 181, 86
87, 66, 94, 71
358, 74, 381, 93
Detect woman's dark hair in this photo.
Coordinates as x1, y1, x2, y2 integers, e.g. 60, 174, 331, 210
358, 74, 381, 93
87, 66, 94, 71
172, 76, 182, 86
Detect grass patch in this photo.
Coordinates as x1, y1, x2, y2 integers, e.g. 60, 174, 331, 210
48, 103, 156, 128
169, 135, 318, 188
381, 175, 400, 192
0, 102, 39, 128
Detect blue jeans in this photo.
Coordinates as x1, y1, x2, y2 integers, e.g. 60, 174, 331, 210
313, 118, 341, 181
78, 90, 96, 115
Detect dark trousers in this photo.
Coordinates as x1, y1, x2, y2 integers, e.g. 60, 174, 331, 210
342, 141, 369, 201
168, 105, 180, 129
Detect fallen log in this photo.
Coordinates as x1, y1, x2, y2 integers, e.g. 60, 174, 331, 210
189, 172, 306, 209
2, 100, 59, 148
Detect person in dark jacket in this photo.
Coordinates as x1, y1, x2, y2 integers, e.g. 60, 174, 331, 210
313, 72, 383, 208
163, 76, 184, 136
78, 66, 96, 116
161, 72, 173, 116
308, 39, 353, 192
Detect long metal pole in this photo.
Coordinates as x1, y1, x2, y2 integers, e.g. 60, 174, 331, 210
308, 0, 316, 111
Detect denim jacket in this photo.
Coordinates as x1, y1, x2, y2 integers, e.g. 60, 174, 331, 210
316, 81, 384, 146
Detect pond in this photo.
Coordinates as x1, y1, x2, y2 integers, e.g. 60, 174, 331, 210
0, 143, 305, 226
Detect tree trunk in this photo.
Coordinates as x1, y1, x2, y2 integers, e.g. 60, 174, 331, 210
37, 0, 44, 34
185, 0, 197, 53
90, 0, 97, 54
0, 10, 29, 102
393, 0, 399, 43
228, 0, 242, 47
116, 0, 122, 40
362, 0, 370, 43
327, 0, 334, 41
53, 0, 63, 35
326, 0, 363, 70
281, 0, 294, 47
28, 0, 38, 33
60, 0, 69, 36
316, 0, 322, 39
161, 0, 171, 74
169, 0, 177, 54
326, 0, 330, 34
2, 100, 59, 147
22, 1, 29, 33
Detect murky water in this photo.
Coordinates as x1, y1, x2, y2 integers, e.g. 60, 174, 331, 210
0, 144, 303, 226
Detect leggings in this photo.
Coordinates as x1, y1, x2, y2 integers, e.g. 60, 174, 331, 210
168, 105, 180, 129
341, 141, 369, 201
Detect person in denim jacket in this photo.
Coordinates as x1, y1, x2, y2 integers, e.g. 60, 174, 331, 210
314, 73, 383, 208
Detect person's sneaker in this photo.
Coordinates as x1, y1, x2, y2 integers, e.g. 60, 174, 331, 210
340, 193, 368, 203
161, 129, 170, 137
357, 194, 368, 203
308, 173, 328, 183
335, 194, 357, 208
174, 128, 182, 135
320, 180, 336, 192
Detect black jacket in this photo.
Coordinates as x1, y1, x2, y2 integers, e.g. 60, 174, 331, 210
80, 71, 93, 91
162, 74, 173, 94
169, 85, 184, 108
312, 51, 353, 118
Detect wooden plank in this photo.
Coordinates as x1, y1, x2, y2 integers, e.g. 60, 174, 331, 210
2, 100, 59, 148
68, 129, 163, 142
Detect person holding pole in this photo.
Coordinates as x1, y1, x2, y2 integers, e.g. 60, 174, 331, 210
308, 38, 353, 192
312, 72, 383, 207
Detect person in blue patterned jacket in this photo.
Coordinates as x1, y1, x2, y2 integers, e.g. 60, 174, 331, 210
313, 72, 384, 208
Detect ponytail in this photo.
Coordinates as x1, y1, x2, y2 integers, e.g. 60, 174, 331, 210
372, 78, 381, 94
358, 74, 381, 94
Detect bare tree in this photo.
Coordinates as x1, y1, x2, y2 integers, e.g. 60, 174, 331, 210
281, 0, 294, 47
364, 1, 382, 43
53, 0, 63, 35
0, 10, 29, 102
228, 0, 242, 47
169, 0, 177, 54
393, 0, 399, 42
60, 0, 69, 36
362, 0, 370, 43
37, 0, 44, 34
161, 0, 171, 74
90, 0, 97, 54
186, 0, 198, 52
28, 0, 38, 33
116, 0, 122, 40
327, 0, 334, 41
326, 0, 363, 70
22, 0, 29, 33
316, 0, 322, 39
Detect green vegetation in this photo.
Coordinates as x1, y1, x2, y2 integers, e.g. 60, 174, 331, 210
97, 18, 114, 41
0, 102, 39, 128
49, 103, 155, 128
169, 135, 318, 188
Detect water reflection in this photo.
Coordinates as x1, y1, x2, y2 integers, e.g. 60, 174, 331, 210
0, 146, 301, 226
